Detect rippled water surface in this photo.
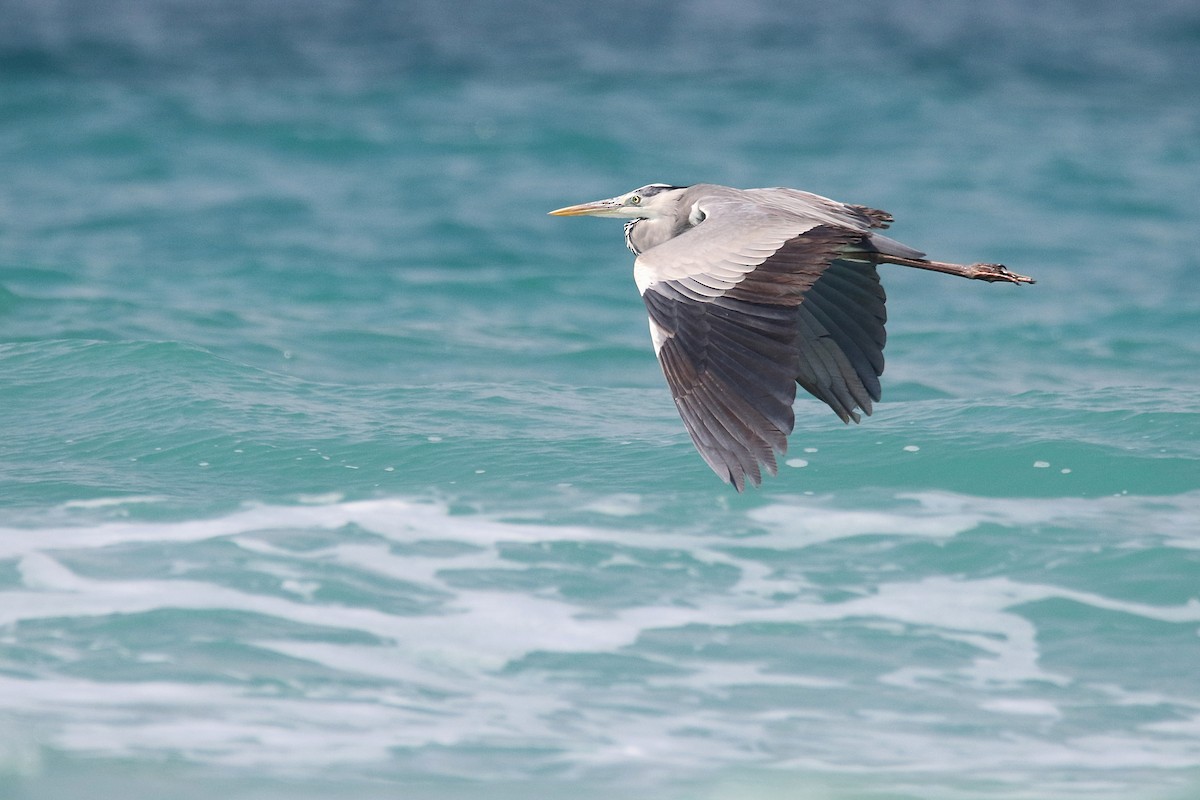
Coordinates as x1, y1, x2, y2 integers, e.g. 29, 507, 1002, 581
2, 2, 1199, 798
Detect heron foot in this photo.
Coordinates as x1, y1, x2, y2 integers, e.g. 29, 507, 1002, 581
971, 263, 1036, 284
881, 255, 1036, 284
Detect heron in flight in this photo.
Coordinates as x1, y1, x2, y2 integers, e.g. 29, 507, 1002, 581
549, 183, 1034, 491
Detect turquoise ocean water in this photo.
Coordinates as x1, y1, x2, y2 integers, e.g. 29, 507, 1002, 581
2, 2, 1199, 798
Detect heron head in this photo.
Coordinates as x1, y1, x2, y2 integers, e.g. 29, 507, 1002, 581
549, 184, 688, 220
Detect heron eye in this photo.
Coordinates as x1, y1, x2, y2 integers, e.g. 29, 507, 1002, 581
628, 195, 641, 205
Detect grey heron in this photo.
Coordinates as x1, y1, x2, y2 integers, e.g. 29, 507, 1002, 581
549, 183, 1034, 491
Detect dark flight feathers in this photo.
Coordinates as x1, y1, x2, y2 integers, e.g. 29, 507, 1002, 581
642, 225, 888, 491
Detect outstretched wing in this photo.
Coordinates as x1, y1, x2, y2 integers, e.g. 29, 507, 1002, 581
635, 194, 889, 490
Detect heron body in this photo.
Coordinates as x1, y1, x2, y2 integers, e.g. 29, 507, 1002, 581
549, 183, 1034, 491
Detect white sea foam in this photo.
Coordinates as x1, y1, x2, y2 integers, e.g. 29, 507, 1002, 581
60, 495, 168, 510
1, 491, 1198, 791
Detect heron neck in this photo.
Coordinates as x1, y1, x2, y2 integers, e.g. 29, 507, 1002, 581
624, 216, 682, 255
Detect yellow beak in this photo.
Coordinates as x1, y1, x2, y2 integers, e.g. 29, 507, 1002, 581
547, 198, 623, 217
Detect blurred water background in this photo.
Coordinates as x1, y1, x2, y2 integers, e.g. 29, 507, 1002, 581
1, 1, 1199, 798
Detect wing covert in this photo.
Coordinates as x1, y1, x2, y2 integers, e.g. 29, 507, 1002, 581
632, 193, 820, 295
